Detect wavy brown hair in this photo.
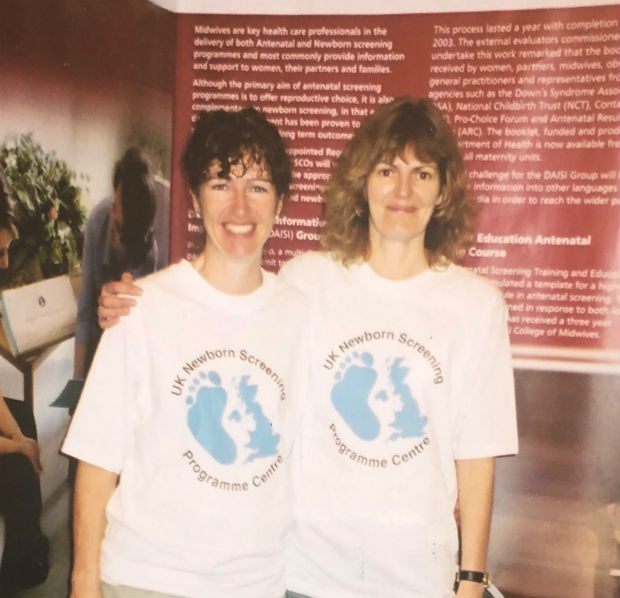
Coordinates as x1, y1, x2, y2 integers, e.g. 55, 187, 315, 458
321, 96, 478, 267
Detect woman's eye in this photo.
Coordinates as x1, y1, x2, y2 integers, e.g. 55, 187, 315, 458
378, 167, 392, 177
251, 184, 269, 193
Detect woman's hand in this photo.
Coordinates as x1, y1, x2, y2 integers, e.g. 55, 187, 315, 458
97, 272, 141, 329
18, 435, 43, 475
455, 580, 486, 598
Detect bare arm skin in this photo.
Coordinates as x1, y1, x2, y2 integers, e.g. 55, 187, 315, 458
0, 395, 43, 474
455, 457, 495, 598
70, 461, 118, 598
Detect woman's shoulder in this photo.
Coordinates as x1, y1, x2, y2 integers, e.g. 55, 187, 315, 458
433, 263, 506, 307
278, 250, 344, 290
134, 259, 190, 291
280, 250, 340, 276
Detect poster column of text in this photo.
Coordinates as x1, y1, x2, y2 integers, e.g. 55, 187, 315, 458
425, 8, 619, 367
172, 7, 619, 369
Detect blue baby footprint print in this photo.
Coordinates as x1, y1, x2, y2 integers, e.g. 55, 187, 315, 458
331, 352, 380, 441
186, 371, 237, 464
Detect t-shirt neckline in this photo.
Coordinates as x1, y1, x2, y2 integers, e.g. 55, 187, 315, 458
348, 260, 441, 299
178, 259, 274, 314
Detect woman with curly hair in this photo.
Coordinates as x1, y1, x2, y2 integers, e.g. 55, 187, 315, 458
99, 97, 517, 598
64, 108, 306, 598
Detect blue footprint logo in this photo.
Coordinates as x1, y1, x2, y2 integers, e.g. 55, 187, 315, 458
186, 371, 237, 464
331, 352, 380, 441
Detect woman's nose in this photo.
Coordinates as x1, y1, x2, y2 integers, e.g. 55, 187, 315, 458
396, 172, 412, 198
230, 181, 251, 215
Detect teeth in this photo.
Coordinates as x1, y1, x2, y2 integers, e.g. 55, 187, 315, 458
225, 223, 254, 234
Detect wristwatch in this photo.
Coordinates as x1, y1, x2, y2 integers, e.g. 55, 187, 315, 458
455, 569, 490, 586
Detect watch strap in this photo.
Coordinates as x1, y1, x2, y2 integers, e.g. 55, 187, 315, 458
457, 569, 489, 585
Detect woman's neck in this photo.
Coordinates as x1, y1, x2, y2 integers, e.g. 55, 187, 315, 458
192, 251, 263, 295
366, 239, 429, 280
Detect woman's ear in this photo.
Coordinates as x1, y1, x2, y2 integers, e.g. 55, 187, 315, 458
275, 197, 283, 218
191, 191, 201, 216
434, 189, 445, 209
431, 192, 446, 219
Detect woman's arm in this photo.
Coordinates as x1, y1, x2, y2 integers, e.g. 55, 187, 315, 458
0, 395, 42, 474
70, 461, 118, 598
0, 393, 22, 440
455, 456, 495, 598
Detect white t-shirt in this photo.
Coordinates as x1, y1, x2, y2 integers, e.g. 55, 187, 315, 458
63, 260, 308, 598
280, 252, 518, 598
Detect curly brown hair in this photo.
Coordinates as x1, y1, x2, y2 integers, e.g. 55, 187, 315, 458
182, 108, 292, 200
321, 96, 478, 267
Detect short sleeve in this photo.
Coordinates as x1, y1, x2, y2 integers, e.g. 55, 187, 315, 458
453, 290, 519, 459
62, 311, 142, 473
278, 254, 307, 290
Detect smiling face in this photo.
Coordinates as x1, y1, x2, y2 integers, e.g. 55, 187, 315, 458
193, 159, 281, 269
366, 145, 442, 257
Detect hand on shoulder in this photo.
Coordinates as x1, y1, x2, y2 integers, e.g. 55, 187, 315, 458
97, 272, 141, 329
